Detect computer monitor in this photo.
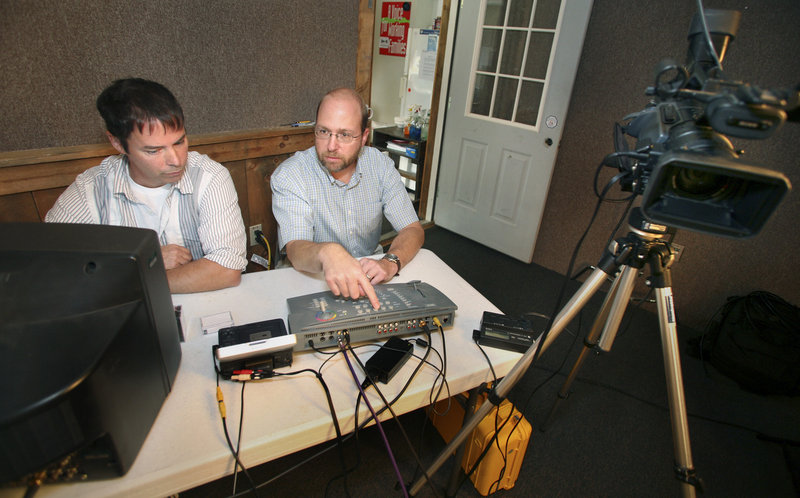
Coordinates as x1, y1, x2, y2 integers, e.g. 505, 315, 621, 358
0, 223, 182, 485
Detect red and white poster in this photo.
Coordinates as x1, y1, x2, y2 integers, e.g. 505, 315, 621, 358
379, 2, 411, 57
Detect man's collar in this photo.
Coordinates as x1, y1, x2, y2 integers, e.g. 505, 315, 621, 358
114, 154, 193, 199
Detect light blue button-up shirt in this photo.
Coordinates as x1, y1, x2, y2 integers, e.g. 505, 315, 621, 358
271, 146, 419, 257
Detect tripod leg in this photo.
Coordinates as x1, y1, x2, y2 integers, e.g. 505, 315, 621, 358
408, 266, 613, 496
541, 265, 638, 431
655, 287, 700, 497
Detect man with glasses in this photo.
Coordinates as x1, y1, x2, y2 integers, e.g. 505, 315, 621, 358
271, 88, 424, 309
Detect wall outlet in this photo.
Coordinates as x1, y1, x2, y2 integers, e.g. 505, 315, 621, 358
248, 224, 262, 246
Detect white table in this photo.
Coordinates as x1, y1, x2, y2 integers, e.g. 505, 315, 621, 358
6, 249, 522, 497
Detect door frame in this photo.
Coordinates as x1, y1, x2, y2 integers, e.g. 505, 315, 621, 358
357, 0, 452, 222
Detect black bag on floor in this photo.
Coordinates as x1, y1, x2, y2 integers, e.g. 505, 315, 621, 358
702, 291, 800, 396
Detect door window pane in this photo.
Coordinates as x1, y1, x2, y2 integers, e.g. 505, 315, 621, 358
471, 74, 495, 116
523, 32, 554, 79
477, 28, 502, 72
532, 0, 561, 29
515, 80, 544, 126
507, 0, 534, 27
470, 0, 562, 127
493, 77, 518, 120
499, 30, 527, 75
484, 0, 508, 26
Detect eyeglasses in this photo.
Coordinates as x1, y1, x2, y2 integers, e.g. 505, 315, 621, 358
314, 128, 362, 144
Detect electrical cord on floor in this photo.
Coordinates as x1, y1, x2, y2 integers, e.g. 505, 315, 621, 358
308, 338, 440, 496
275, 355, 352, 498
338, 338, 409, 498
511, 157, 637, 425
529, 359, 793, 446
346, 342, 442, 498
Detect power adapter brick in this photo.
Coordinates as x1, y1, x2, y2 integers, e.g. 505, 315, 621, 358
363, 336, 413, 385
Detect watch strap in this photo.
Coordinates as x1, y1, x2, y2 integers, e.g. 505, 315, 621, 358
382, 253, 401, 275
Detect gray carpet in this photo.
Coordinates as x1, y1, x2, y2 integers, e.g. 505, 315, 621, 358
183, 226, 800, 497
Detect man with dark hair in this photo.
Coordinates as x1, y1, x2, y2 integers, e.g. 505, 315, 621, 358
271, 88, 424, 309
46, 78, 247, 293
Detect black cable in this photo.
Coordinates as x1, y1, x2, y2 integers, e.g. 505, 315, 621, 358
274, 364, 351, 498
231, 381, 247, 496
513, 144, 640, 417
488, 404, 511, 494
473, 340, 498, 384
454, 396, 514, 494
530, 361, 781, 438
345, 342, 441, 498
361, 328, 435, 420
466, 340, 516, 494
338, 339, 409, 498
215, 374, 261, 497
219, 330, 447, 497
421, 326, 451, 412
254, 230, 271, 270
346, 330, 448, 496
211, 347, 261, 497
23, 482, 39, 498
430, 320, 448, 407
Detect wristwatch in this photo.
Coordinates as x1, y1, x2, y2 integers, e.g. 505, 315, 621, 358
382, 253, 401, 275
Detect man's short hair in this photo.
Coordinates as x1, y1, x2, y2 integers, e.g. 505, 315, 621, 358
96, 78, 185, 152
316, 88, 371, 132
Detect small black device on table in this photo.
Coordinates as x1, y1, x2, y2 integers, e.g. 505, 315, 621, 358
473, 311, 538, 353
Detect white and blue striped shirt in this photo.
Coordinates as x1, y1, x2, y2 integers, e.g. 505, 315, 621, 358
45, 151, 247, 271
271, 146, 419, 256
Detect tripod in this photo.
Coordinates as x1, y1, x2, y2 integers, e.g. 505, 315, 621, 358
410, 210, 702, 497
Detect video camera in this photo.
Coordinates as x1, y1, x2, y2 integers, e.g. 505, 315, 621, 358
612, 9, 796, 238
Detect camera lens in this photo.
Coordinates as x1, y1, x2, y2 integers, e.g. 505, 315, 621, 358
671, 168, 740, 200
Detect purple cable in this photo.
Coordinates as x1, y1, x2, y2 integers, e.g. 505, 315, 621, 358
339, 341, 409, 498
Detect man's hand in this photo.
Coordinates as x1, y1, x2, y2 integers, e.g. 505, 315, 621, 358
359, 257, 397, 286
286, 241, 381, 309
161, 244, 192, 270
319, 245, 381, 309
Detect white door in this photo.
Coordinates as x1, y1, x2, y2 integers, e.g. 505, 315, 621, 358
434, 0, 592, 262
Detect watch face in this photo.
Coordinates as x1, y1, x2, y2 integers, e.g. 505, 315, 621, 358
383, 253, 400, 271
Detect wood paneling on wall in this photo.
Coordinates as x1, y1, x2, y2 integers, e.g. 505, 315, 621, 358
0, 127, 315, 268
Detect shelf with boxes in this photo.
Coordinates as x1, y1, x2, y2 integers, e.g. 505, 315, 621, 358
372, 126, 426, 215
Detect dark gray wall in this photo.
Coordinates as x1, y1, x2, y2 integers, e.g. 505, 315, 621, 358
0, 0, 357, 151
534, 0, 800, 330
2, 0, 796, 332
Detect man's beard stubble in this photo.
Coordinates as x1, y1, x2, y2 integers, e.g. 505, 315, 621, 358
317, 145, 361, 174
